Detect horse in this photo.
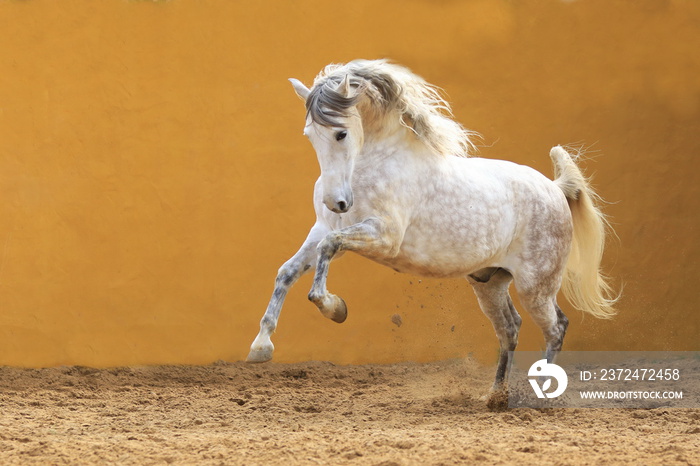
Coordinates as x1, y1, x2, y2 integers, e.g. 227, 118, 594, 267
246, 59, 618, 400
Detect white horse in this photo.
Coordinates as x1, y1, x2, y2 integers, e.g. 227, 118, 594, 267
247, 59, 617, 397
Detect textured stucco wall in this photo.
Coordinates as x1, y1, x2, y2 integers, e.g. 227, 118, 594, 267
0, 0, 697, 367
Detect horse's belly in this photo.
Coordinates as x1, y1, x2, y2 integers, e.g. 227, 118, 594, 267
377, 252, 476, 278
379, 192, 516, 277
377, 227, 508, 278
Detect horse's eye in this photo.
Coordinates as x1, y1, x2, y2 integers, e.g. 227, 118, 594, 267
335, 130, 347, 141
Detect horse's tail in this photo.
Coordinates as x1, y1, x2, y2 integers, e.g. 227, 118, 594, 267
550, 145, 619, 319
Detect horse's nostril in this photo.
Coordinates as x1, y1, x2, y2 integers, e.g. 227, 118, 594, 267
337, 201, 347, 212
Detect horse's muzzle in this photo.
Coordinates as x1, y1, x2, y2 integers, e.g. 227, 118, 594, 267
325, 195, 353, 214
329, 199, 352, 214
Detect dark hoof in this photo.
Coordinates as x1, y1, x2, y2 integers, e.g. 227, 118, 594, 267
486, 389, 509, 412
330, 296, 347, 323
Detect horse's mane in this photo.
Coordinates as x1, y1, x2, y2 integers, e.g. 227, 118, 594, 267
306, 59, 478, 157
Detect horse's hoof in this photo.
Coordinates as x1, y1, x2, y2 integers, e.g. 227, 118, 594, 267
246, 341, 274, 363
330, 296, 347, 323
246, 348, 273, 363
485, 389, 509, 412
314, 293, 348, 323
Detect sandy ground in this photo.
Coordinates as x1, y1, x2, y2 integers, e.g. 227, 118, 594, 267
0, 359, 698, 465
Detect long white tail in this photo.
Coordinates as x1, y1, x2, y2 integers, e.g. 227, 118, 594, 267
550, 146, 619, 318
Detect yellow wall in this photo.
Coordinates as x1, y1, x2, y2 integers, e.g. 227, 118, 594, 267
0, 0, 697, 367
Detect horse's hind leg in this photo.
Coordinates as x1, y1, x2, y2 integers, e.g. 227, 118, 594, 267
247, 223, 328, 363
551, 302, 569, 360
541, 300, 569, 362
468, 268, 522, 393
515, 275, 569, 364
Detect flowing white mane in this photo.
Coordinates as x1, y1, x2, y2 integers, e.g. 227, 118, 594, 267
306, 59, 479, 157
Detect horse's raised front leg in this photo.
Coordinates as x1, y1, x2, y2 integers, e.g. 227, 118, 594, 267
247, 223, 328, 363
309, 218, 400, 323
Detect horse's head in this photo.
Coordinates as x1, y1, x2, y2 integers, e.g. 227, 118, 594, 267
289, 75, 364, 214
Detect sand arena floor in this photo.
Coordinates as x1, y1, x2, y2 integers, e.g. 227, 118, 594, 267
0, 359, 698, 465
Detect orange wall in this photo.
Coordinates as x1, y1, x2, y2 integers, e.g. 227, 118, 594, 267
0, 0, 697, 367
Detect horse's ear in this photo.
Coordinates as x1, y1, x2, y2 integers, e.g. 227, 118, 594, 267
289, 78, 310, 101
338, 74, 352, 98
